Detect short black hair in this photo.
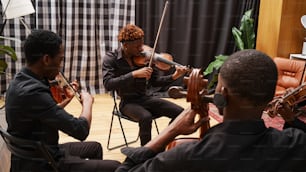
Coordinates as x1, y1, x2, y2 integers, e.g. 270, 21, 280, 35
219, 49, 277, 106
23, 29, 62, 65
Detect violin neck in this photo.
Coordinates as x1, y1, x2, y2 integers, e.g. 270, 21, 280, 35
58, 72, 82, 103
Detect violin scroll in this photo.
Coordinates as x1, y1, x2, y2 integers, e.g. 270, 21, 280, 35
184, 69, 210, 138
166, 68, 211, 150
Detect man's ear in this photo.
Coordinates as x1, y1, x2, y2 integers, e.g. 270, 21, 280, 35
221, 86, 228, 96
42, 54, 50, 66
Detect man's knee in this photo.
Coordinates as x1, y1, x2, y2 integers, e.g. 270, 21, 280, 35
84, 141, 103, 159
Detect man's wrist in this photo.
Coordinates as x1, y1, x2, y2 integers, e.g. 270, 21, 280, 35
145, 125, 179, 153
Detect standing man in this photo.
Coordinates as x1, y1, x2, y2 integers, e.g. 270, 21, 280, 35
5, 29, 120, 172
102, 24, 188, 146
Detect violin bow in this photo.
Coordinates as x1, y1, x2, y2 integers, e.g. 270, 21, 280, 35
148, 1, 169, 68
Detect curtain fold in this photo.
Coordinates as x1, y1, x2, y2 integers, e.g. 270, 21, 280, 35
136, 0, 260, 69
0, 0, 135, 94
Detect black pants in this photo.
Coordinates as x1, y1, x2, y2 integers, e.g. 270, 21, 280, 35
10, 141, 120, 172
58, 141, 120, 172
120, 96, 183, 146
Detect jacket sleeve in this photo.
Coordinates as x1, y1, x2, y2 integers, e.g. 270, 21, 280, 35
115, 143, 195, 172
102, 52, 134, 91
283, 117, 306, 132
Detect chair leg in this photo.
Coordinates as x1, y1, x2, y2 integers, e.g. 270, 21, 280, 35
107, 112, 139, 151
107, 111, 116, 150
153, 119, 159, 134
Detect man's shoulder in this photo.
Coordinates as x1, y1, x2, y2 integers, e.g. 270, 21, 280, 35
105, 48, 120, 58
9, 72, 49, 96
281, 126, 306, 137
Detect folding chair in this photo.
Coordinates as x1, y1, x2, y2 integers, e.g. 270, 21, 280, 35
0, 126, 59, 172
107, 91, 160, 150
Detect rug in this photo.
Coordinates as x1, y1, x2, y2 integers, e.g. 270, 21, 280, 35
208, 103, 306, 131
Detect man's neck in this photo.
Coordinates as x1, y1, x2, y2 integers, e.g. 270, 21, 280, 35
26, 65, 44, 79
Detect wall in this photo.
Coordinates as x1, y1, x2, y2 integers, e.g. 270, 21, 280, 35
256, 0, 306, 58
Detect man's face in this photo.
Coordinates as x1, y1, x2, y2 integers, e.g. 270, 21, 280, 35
124, 39, 144, 57
45, 44, 64, 80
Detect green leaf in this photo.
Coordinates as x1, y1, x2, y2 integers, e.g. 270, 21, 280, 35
232, 9, 255, 50
239, 9, 255, 49
207, 72, 218, 90
204, 55, 228, 76
232, 27, 244, 50
0, 45, 17, 61
0, 59, 8, 74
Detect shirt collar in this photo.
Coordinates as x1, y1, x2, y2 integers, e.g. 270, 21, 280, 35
21, 67, 49, 85
212, 119, 267, 135
117, 46, 124, 60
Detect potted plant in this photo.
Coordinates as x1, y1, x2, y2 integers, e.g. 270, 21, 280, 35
0, 40, 17, 108
0, 43, 17, 74
204, 9, 255, 91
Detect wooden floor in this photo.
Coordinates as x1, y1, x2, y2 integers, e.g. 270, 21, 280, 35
60, 93, 219, 163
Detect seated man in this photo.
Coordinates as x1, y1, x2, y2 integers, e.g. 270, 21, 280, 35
5, 29, 120, 172
116, 49, 306, 171
102, 24, 188, 146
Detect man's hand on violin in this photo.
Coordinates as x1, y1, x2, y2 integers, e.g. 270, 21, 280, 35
57, 80, 80, 108
80, 90, 94, 105
169, 106, 207, 136
275, 101, 295, 122
63, 80, 79, 99
145, 106, 206, 153
70, 80, 80, 91
172, 65, 188, 80
132, 67, 153, 80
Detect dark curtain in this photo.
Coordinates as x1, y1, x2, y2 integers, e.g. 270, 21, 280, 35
135, 0, 260, 69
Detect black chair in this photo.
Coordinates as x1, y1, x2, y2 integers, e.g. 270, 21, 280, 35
107, 91, 160, 150
0, 126, 59, 172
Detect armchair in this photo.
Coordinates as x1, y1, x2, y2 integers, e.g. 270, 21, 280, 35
273, 57, 306, 96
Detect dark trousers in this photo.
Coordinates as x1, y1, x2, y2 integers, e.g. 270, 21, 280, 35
120, 97, 183, 146
10, 141, 120, 172
58, 141, 120, 172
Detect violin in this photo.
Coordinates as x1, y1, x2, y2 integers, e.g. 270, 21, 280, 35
49, 72, 81, 104
266, 82, 306, 117
166, 68, 212, 149
133, 45, 185, 71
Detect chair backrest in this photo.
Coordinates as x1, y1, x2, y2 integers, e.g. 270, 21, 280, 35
0, 127, 59, 172
273, 57, 306, 96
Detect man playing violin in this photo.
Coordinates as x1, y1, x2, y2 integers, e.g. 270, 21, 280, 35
102, 24, 188, 146
115, 49, 306, 171
5, 29, 120, 172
